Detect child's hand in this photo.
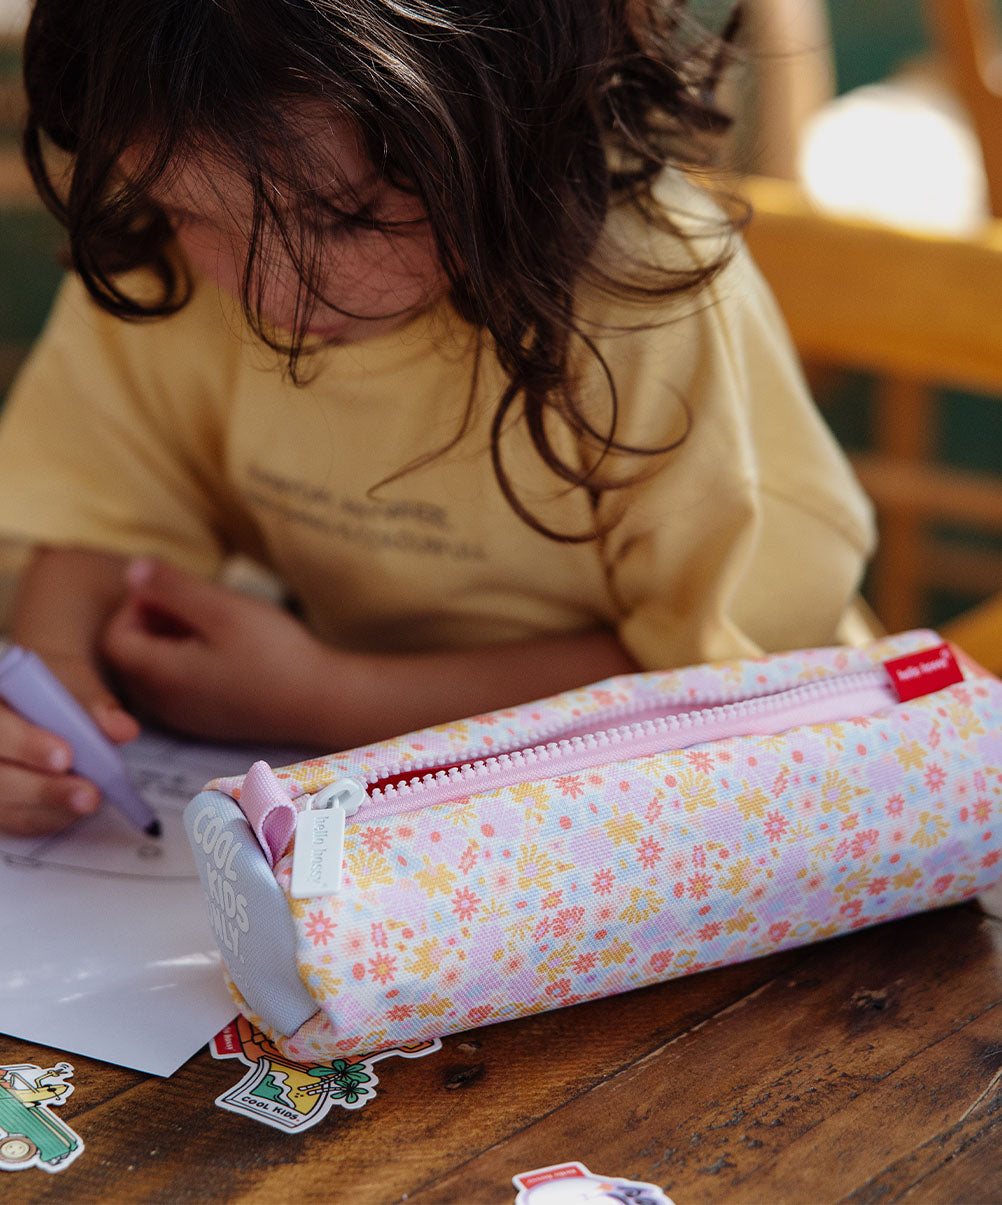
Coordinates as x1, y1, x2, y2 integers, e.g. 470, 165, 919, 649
100, 559, 337, 744
0, 653, 140, 836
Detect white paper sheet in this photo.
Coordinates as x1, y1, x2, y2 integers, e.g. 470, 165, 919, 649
0, 731, 306, 1076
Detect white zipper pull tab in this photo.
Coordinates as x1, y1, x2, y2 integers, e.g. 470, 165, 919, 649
290, 778, 367, 899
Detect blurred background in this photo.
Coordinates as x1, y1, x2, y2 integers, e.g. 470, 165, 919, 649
0, 1, 999, 661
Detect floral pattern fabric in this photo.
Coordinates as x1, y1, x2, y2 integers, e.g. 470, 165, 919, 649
214, 632, 1002, 1061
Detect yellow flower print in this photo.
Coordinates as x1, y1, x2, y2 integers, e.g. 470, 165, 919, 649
404, 937, 445, 980
946, 702, 984, 741
912, 811, 949, 849
619, 887, 666, 924
536, 941, 579, 982
415, 994, 454, 1018
719, 857, 754, 896
414, 855, 458, 898
895, 740, 926, 772
676, 769, 717, 813
892, 864, 923, 889
820, 769, 862, 813
477, 897, 512, 923
724, 908, 756, 934
303, 964, 343, 999
345, 849, 395, 891
516, 842, 557, 891
736, 786, 769, 822
599, 938, 634, 966
446, 799, 477, 827
511, 781, 551, 824
504, 915, 537, 943
602, 807, 644, 848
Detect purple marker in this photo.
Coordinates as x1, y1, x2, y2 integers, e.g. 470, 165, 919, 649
0, 644, 161, 837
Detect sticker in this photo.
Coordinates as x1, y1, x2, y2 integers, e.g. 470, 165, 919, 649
210, 1015, 440, 1132
0, 1062, 84, 1174
512, 1162, 674, 1205
883, 643, 963, 702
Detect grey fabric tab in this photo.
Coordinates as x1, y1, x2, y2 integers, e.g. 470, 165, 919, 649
184, 790, 317, 1036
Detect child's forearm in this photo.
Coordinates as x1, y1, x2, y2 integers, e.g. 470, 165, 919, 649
12, 546, 131, 659
306, 629, 639, 749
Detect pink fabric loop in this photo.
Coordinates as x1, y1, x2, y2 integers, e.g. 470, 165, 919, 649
237, 760, 297, 866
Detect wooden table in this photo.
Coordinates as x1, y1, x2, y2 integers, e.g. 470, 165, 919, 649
3, 883, 1001, 1204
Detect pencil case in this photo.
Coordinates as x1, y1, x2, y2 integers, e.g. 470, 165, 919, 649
183, 630, 1002, 1062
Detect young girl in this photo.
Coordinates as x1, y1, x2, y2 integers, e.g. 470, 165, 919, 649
0, 0, 874, 836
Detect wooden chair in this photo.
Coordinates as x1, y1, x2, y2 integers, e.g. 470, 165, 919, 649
740, 172, 1002, 673
733, 1, 1002, 667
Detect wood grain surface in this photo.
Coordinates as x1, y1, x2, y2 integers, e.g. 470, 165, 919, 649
4, 890, 1002, 1204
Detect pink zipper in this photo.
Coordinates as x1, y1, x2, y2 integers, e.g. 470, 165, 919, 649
317, 668, 900, 822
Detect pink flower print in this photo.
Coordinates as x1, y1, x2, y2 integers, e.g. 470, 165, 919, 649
933, 874, 955, 895
686, 749, 714, 773
982, 850, 1000, 869
552, 906, 585, 937
840, 899, 863, 918
850, 829, 879, 859
458, 845, 478, 875
592, 868, 615, 896
573, 951, 598, 974
491, 867, 514, 892
361, 825, 392, 854
342, 929, 367, 958
841, 813, 859, 830
974, 799, 993, 823
637, 836, 664, 869
468, 1005, 493, 1024
368, 953, 398, 984
442, 967, 462, 989
452, 886, 482, 922
505, 953, 526, 974
687, 871, 712, 900
668, 852, 688, 876
924, 763, 947, 792
886, 794, 905, 817
371, 922, 388, 949
546, 978, 572, 998
556, 774, 585, 798
868, 876, 890, 895
541, 890, 563, 910
305, 911, 336, 947
764, 810, 789, 843
532, 918, 551, 942
386, 1003, 414, 1022
697, 920, 723, 942
649, 950, 673, 973
767, 921, 791, 942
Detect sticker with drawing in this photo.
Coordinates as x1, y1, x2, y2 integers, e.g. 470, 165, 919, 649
210, 1015, 440, 1132
0, 1062, 84, 1174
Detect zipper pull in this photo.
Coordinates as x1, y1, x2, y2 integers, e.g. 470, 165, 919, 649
290, 778, 367, 899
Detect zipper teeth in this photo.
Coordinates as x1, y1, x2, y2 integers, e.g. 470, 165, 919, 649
361, 664, 883, 784
365, 666, 888, 807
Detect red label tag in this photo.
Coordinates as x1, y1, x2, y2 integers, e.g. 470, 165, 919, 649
884, 643, 963, 702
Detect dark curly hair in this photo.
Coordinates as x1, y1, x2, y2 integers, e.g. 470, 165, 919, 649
22, 0, 741, 539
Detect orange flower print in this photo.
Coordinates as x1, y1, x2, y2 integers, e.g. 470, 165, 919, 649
556, 774, 585, 798
637, 835, 664, 868
360, 825, 392, 854
305, 911, 336, 946
368, 953, 397, 984
452, 886, 481, 921
764, 810, 789, 842
648, 950, 673, 973
592, 868, 615, 895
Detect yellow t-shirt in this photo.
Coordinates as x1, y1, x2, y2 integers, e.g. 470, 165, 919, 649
0, 180, 875, 668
